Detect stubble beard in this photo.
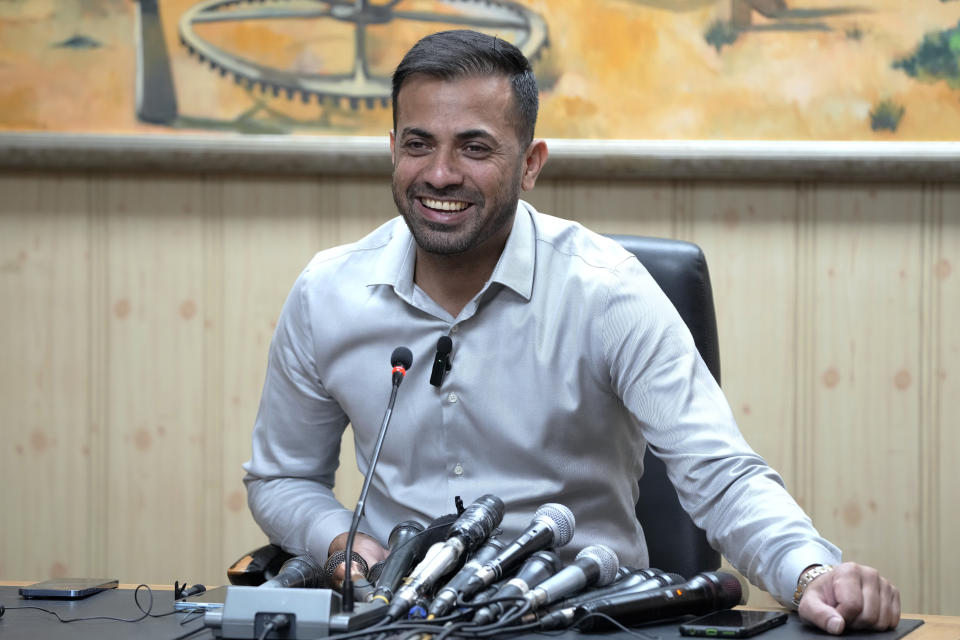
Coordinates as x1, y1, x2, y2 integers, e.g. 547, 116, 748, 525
393, 174, 522, 256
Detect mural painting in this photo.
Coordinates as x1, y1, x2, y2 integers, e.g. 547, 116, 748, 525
0, 0, 959, 140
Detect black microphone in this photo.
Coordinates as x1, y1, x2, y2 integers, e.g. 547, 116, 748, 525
260, 554, 326, 589
366, 521, 423, 595
470, 550, 562, 624
386, 494, 505, 621
429, 335, 453, 387
522, 544, 620, 612
342, 346, 413, 613
459, 502, 575, 602
534, 570, 685, 630
573, 570, 747, 631
550, 568, 676, 611
371, 515, 456, 605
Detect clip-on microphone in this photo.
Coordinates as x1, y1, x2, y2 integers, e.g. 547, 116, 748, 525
429, 336, 452, 387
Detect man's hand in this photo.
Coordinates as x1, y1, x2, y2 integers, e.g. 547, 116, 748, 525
326, 531, 389, 589
797, 562, 901, 635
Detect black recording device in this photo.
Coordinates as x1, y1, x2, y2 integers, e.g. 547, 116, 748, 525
680, 609, 788, 638
429, 335, 452, 387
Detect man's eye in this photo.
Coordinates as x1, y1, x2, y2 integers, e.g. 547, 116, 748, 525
464, 144, 490, 155
403, 140, 430, 153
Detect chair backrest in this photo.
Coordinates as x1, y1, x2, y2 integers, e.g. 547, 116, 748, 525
605, 234, 722, 578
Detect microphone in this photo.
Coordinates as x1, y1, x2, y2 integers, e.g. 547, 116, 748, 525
371, 515, 456, 604
534, 570, 686, 630
522, 544, 619, 612
470, 550, 562, 625
366, 521, 424, 596
459, 503, 575, 602
429, 336, 453, 387
427, 535, 507, 617
259, 554, 326, 589
551, 568, 678, 611
573, 570, 747, 631
386, 494, 505, 621
342, 346, 413, 612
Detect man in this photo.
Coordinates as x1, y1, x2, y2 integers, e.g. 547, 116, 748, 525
244, 30, 900, 634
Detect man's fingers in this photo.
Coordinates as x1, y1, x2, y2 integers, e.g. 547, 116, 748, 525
798, 587, 846, 635
797, 563, 901, 634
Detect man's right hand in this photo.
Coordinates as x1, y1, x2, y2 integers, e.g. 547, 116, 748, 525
325, 531, 389, 589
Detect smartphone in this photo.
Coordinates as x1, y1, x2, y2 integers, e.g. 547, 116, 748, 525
679, 609, 788, 638
19, 578, 119, 599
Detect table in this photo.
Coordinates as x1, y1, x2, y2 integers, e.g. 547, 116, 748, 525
0, 584, 948, 640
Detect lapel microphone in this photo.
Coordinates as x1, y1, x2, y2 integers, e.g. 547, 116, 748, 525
429, 335, 453, 387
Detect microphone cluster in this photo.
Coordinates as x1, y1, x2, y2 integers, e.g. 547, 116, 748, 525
309, 494, 747, 638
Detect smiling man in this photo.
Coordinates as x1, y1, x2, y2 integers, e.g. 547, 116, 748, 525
243, 30, 899, 634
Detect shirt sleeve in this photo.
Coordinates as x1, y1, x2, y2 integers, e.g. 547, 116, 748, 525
242, 267, 355, 563
603, 257, 841, 607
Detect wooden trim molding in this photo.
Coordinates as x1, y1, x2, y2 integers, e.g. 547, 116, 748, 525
2, 133, 960, 181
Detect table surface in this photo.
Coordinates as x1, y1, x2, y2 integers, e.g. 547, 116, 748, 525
0, 583, 953, 640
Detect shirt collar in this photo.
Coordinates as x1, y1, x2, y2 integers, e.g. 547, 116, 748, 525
365, 218, 417, 299
488, 200, 535, 301
363, 201, 536, 302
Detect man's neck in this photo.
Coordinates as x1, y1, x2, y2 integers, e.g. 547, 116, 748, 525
413, 238, 507, 317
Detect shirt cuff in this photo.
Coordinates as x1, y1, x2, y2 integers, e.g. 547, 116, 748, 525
306, 510, 357, 565
773, 542, 842, 608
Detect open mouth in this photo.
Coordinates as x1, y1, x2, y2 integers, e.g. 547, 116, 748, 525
418, 197, 470, 213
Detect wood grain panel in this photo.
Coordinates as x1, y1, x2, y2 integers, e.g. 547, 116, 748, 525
687, 182, 800, 486
101, 175, 209, 584
931, 184, 960, 615
0, 174, 93, 579
539, 178, 675, 239
809, 184, 924, 613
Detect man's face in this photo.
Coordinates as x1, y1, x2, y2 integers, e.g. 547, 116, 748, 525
390, 74, 527, 257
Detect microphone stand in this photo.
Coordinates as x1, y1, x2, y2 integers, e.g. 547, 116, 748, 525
342, 358, 410, 612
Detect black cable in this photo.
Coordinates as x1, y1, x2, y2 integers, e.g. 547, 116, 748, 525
4, 583, 210, 640
257, 613, 291, 640
169, 624, 213, 640
4, 584, 167, 623
565, 611, 662, 640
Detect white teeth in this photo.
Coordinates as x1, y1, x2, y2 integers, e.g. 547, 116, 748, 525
420, 198, 468, 212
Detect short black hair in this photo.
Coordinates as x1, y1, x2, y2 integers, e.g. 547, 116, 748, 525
391, 30, 539, 146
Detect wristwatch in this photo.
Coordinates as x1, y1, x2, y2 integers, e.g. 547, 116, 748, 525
793, 564, 835, 606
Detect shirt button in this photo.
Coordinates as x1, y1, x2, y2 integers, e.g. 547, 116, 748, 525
453, 463, 464, 476
447, 392, 458, 404
450, 326, 458, 334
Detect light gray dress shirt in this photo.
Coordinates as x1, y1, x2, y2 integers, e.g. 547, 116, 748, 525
243, 200, 840, 606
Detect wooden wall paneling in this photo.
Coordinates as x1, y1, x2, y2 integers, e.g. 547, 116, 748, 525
102, 174, 209, 584
0, 174, 93, 579
200, 176, 226, 583
930, 184, 960, 615
218, 174, 335, 578
809, 184, 924, 613
537, 178, 676, 239
686, 182, 800, 485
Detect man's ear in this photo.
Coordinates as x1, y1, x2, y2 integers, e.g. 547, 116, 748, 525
520, 139, 548, 191
389, 130, 397, 164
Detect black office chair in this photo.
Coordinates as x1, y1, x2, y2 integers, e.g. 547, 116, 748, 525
606, 234, 722, 578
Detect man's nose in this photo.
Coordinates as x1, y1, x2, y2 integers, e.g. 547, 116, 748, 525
423, 149, 464, 189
